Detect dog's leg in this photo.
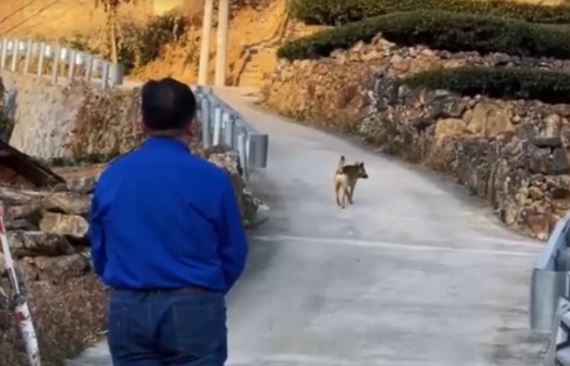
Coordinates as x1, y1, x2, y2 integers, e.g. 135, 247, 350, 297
347, 182, 356, 204
338, 184, 347, 209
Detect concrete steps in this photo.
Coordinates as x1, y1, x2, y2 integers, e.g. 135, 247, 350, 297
237, 48, 277, 88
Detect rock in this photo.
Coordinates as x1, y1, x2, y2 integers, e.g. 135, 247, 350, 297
527, 144, 570, 175
529, 186, 545, 200
519, 205, 552, 240
7, 231, 75, 258
462, 109, 474, 124
5, 219, 37, 231
390, 54, 410, 73
542, 114, 562, 138
361, 50, 382, 62
31, 254, 90, 281
5, 203, 43, 224
434, 118, 467, 143
39, 212, 89, 239
530, 137, 563, 148
0, 187, 45, 205
553, 148, 570, 174
42, 192, 90, 216
467, 103, 513, 138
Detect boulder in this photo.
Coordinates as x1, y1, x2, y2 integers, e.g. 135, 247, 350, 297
30, 254, 90, 282
434, 118, 466, 143
467, 103, 513, 138
42, 192, 90, 216
39, 212, 89, 240
7, 231, 75, 258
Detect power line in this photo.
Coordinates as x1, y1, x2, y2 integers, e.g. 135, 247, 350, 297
0, 0, 38, 27
0, 0, 61, 38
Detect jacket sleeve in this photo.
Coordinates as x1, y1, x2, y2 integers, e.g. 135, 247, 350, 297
89, 184, 107, 278
218, 177, 249, 292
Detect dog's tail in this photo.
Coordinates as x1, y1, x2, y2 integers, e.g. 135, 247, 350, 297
336, 155, 346, 174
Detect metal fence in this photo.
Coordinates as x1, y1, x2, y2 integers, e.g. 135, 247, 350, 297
530, 212, 570, 333
0, 38, 123, 87
530, 212, 570, 365
194, 87, 268, 179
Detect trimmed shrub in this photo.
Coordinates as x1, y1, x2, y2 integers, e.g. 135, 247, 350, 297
277, 11, 570, 61
400, 67, 570, 104
288, 0, 570, 25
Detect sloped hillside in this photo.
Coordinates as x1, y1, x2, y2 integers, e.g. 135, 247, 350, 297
133, 0, 323, 86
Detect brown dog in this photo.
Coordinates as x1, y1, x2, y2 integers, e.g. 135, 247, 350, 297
334, 155, 368, 209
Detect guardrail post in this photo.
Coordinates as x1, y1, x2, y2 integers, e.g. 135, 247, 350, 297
1, 39, 9, 68
110, 63, 123, 85
237, 128, 249, 181
23, 40, 32, 74
201, 97, 211, 149
224, 115, 236, 148
51, 45, 61, 84
213, 106, 223, 146
68, 50, 76, 81
37, 43, 46, 77
102, 62, 110, 89
531, 212, 570, 333
10, 40, 19, 72
85, 55, 94, 82
248, 133, 269, 169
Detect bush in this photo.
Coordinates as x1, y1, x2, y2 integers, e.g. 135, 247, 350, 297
288, 0, 570, 25
118, 11, 189, 72
277, 11, 570, 61
400, 67, 570, 104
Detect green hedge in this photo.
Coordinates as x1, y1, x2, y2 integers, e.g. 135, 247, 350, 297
400, 67, 570, 104
277, 11, 570, 61
288, 0, 570, 25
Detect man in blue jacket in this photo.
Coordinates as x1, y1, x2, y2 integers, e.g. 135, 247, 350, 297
89, 77, 248, 366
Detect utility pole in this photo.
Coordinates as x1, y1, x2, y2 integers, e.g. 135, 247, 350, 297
215, 0, 229, 87
198, 0, 214, 85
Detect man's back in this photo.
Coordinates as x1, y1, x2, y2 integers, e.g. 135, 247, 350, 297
90, 137, 248, 293
89, 78, 246, 366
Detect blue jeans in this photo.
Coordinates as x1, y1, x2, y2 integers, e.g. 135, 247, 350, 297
107, 288, 227, 366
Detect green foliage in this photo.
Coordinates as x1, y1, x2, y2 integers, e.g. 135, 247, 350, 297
400, 67, 570, 104
288, 0, 570, 25
118, 11, 189, 72
59, 33, 98, 54
278, 11, 570, 61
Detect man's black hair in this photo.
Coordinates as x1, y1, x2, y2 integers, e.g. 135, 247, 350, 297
141, 77, 196, 131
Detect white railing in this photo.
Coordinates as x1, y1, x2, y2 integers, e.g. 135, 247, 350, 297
194, 86, 268, 180
0, 38, 123, 87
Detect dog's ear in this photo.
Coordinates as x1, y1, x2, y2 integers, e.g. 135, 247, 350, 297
360, 162, 365, 167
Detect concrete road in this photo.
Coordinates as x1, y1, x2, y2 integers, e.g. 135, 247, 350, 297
69, 88, 547, 366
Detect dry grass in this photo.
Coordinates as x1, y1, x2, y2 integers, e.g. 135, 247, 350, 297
0, 275, 107, 366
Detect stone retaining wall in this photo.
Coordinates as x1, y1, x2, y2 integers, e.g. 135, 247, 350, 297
361, 79, 570, 240
262, 34, 570, 133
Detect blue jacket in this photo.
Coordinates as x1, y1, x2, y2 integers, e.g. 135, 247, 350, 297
89, 137, 248, 293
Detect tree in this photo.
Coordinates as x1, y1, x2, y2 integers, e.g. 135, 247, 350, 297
94, 0, 137, 65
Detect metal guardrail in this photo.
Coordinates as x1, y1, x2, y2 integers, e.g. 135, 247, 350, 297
194, 86, 268, 179
0, 38, 123, 87
531, 212, 570, 365
530, 213, 570, 332
530, 211, 570, 333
